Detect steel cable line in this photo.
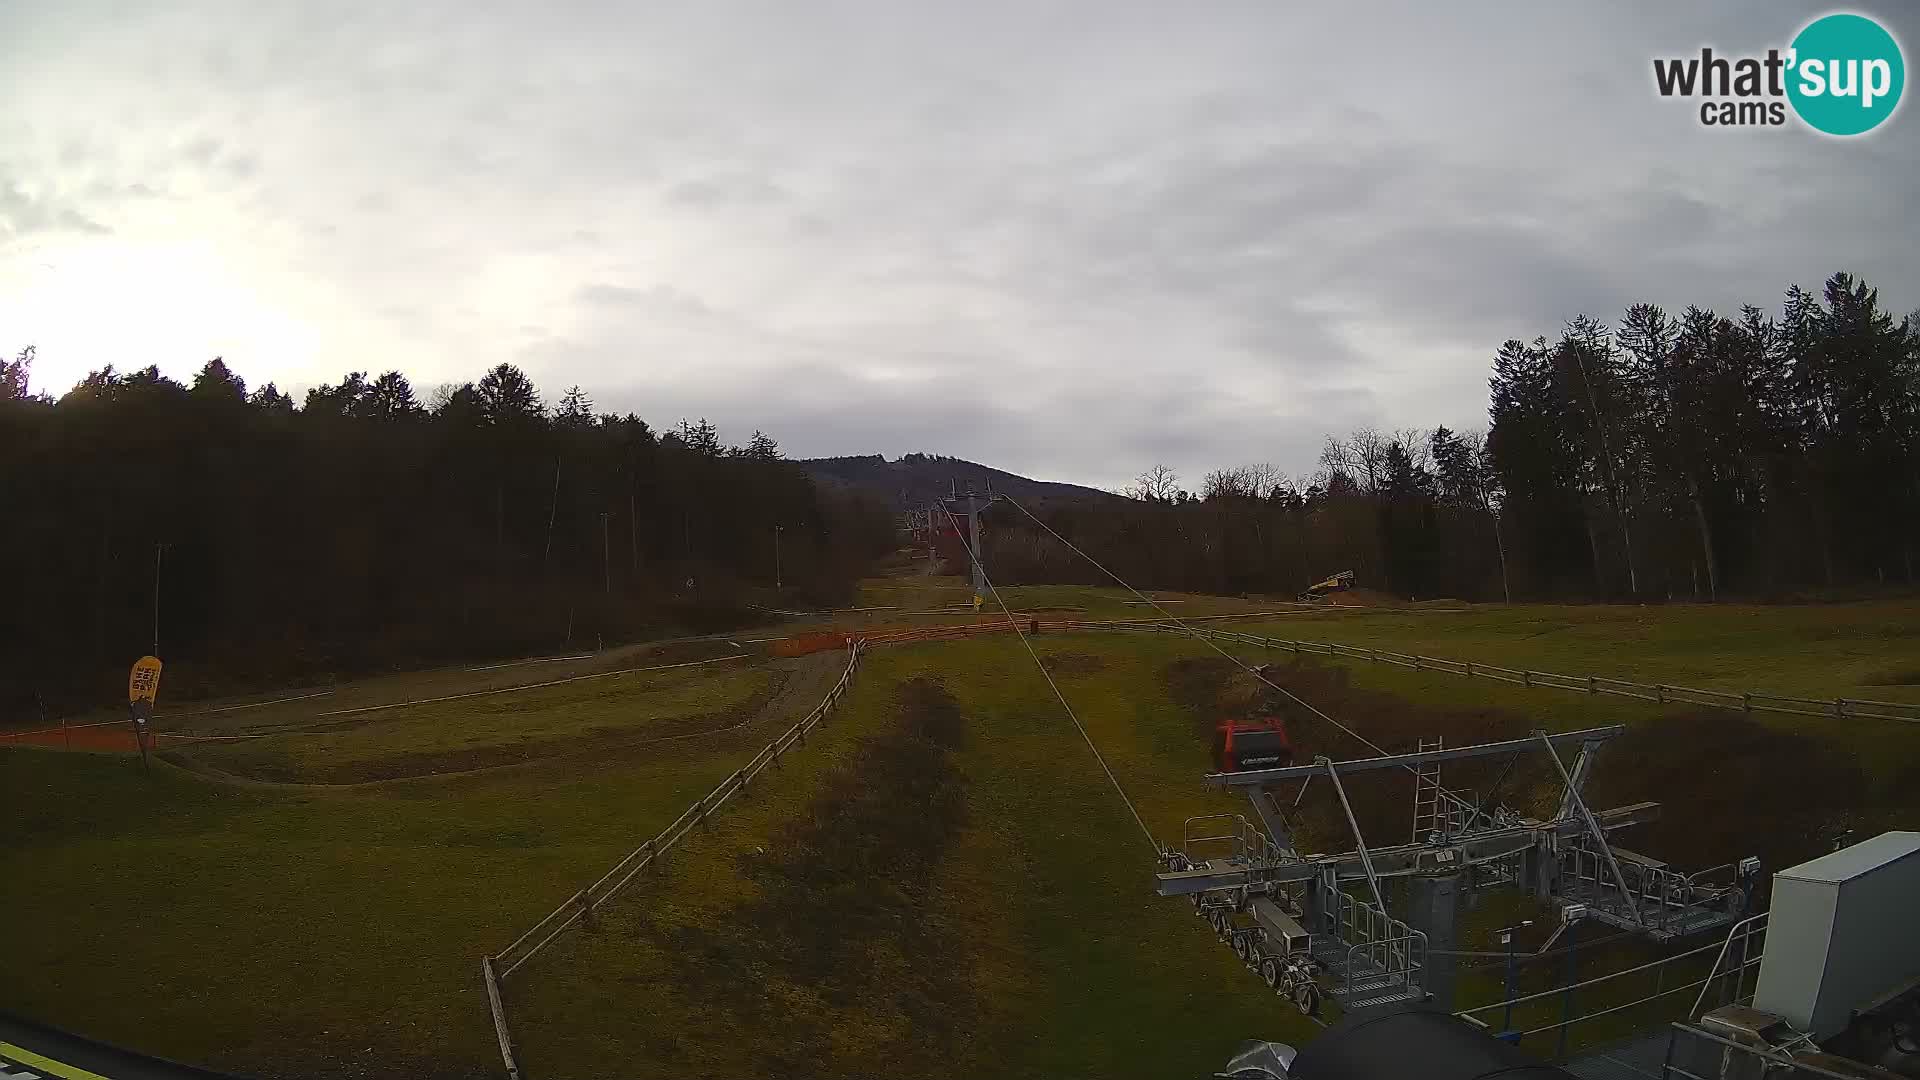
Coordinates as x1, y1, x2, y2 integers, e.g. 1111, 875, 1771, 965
939, 505, 1160, 854
1002, 494, 1412, 770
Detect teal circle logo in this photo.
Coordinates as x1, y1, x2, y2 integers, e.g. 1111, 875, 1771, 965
1787, 13, 1905, 136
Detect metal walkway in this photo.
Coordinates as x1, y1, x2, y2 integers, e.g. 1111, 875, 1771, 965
1310, 935, 1424, 1009
0, 1013, 242, 1080
1563, 1031, 1673, 1080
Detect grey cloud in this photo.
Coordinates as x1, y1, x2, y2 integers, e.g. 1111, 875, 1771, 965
0, 182, 111, 239
181, 135, 222, 166
575, 284, 718, 321
3, 2, 1917, 489
666, 172, 786, 208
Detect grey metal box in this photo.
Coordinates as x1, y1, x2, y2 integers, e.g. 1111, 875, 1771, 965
1752, 831, 1920, 1039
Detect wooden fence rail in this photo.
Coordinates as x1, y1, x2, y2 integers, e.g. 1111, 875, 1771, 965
1077, 621, 1920, 727
481, 640, 867, 1078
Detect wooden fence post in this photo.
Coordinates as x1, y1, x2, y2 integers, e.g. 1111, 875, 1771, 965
1523, 670, 1533, 688
1742, 692, 1752, 714
483, 956, 521, 1080
1588, 676, 1597, 696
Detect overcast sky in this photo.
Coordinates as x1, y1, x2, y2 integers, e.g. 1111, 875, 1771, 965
3, 2, 1916, 490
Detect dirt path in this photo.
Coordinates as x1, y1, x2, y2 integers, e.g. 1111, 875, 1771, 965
153, 651, 850, 792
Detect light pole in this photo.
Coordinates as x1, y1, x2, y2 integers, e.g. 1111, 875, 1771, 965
1499, 919, 1533, 1036
772, 524, 784, 592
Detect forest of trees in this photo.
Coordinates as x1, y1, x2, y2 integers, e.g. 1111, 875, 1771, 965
0, 356, 893, 714
5, 270, 1914, 713
989, 272, 1920, 603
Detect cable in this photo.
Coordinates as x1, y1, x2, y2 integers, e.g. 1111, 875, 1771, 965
940, 505, 1160, 855
1002, 494, 1400, 764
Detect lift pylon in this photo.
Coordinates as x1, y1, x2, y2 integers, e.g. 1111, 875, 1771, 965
1158, 724, 1759, 1015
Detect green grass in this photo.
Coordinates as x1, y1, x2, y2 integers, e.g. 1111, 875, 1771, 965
1237, 600, 1920, 702
508, 637, 1308, 1079
7, 638, 750, 735
0, 654, 843, 1079
175, 662, 775, 783
843, 574, 1288, 624
1222, 601, 1920, 788
4, 592, 1919, 1077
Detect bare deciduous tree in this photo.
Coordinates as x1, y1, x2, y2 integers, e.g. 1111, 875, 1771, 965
1128, 463, 1181, 502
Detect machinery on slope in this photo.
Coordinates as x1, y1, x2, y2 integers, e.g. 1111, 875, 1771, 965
1297, 571, 1355, 603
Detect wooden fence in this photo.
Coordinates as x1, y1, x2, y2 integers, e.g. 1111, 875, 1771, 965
481, 640, 866, 1080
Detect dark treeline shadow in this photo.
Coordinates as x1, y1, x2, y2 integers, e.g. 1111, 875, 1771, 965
989, 272, 1919, 605
0, 359, 894, 715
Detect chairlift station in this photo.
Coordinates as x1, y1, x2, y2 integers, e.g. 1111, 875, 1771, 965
1156, 725, 1761, 1015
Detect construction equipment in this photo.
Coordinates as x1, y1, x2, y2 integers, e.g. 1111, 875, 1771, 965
1298, 570, 1355, 602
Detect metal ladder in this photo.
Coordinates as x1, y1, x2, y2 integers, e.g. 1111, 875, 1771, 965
1412, 736, 1444, 842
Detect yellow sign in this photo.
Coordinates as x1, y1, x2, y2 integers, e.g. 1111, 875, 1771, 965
971, 594, 984, 612
128, 655, 164, 704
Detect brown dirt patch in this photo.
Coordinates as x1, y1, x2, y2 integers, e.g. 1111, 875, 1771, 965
0, 723, 142, 752
1321, 587, 1400, 607
771, 631, 850, 657
1862, 665, 1920, 686
1589, 712, 1866, 873
1163, 656, 1876, 875
1040, 653, 1107, 677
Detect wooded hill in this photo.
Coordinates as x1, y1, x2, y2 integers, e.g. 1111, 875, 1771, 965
0, 359, 893, 714
801, 453, 1116, 510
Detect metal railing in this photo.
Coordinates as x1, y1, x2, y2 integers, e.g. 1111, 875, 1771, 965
1180, 813, 1288, 868
1455, 916, 1766, 1056
1323, 886, 1426, 998
1689, 912, 1768, 1018
1557, 843, 1749, 934
481, 640, 868, 1079
1659, 1022, 1860, 1080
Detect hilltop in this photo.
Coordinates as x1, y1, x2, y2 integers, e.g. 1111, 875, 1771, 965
799, 453, 1118, 510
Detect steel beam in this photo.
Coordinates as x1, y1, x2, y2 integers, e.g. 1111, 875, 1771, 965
1155, 802, 1659, 897
1205, 726, 1628, 787
1538, 731, 1643, 925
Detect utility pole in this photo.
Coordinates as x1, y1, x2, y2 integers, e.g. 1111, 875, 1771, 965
773, 524, 784, 592
152, 542, 166, 655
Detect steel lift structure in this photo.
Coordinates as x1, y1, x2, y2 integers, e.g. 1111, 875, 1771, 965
1156, 726, 1761, 1016
938, 483, 1001, 601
